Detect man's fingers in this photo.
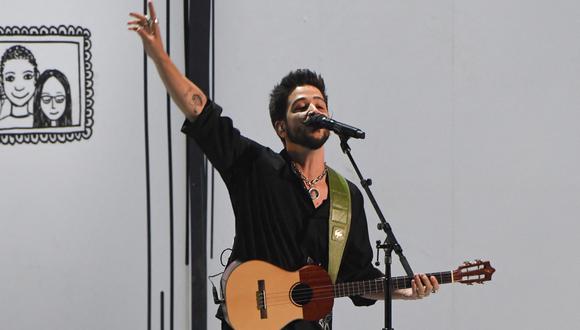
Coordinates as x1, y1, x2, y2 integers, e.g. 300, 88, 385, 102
416, 275, 426, 291
430, 275, 440, 292
413, 275, 425, 298
411, 278, 418, 296
128, 24, 149, 40
128, 13, 147, 33
421, 274, 433, 290
129, 12, 146, 21
148, 0, 158, 21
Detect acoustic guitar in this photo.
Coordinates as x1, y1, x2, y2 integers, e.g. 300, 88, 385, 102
222, 259, 495, 329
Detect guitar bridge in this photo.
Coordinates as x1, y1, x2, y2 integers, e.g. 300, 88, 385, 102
256, 279, 267, 319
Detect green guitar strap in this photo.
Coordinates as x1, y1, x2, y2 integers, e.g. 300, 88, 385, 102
327, 167, 351, 284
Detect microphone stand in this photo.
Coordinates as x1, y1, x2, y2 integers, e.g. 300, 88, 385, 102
338, 135, 415, 330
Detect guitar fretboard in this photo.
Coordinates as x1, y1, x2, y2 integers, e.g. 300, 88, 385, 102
333, 271, 453, 298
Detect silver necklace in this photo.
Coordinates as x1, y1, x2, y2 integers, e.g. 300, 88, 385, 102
291, 162, 328, 200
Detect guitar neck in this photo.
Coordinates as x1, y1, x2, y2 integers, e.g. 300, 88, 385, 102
334, 271, 453, 298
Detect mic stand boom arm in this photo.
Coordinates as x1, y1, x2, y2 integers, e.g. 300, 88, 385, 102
338, 135, 414, 330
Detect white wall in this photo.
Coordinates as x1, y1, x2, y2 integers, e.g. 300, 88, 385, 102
0, 1, 189, 329
2, 1, 579, 329
207, 1, 580, 329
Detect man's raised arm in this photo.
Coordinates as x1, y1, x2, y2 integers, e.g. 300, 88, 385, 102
128, 0, 207, 121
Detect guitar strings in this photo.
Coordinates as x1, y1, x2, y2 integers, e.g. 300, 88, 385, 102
261, 271, 451, 300
261, 285, 455, 308
230, 265, 453, 308
262, 277, 455, 308
258, 273, 453, 307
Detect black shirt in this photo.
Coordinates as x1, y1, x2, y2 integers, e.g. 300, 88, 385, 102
182, 101, 383, 329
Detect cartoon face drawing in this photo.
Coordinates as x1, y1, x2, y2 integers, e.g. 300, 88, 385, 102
2, 58, 36, 107
33, 69, 72, 128
40, 77, 66, 121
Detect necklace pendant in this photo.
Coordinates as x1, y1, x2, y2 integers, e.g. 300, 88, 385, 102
308, 187, 320, 200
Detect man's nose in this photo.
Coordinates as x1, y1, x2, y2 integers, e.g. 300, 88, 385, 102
307, 103, 324, 116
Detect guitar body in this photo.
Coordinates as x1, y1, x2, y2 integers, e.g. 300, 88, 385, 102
223, 260, 334, 330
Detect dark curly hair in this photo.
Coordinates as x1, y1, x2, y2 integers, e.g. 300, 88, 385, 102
0, 45, 39, 84
268, 69, 328, 129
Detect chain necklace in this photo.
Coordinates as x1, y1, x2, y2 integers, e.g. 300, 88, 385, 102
291, 162, 328, 200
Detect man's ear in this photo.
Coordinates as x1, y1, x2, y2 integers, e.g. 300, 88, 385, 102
275, 121, 286, 138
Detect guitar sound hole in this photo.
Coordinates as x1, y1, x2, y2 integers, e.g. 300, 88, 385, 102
290, 283, 313, 306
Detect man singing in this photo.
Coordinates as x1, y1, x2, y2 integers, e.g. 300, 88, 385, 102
129, 2, 439, 329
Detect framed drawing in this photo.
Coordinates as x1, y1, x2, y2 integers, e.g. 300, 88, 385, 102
0, 25, 94, 144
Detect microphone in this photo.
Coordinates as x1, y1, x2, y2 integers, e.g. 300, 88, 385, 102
304, 114, 366, 139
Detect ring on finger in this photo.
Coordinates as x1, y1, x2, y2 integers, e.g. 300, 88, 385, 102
145, 15, 159, 28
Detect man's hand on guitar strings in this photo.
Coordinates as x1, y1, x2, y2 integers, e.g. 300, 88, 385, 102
395, 274, 440, 300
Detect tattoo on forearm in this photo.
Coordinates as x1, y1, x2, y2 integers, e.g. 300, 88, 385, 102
191, 94, 203, 115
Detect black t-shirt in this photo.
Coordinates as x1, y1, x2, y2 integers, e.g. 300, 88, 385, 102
182, 101, 383, 329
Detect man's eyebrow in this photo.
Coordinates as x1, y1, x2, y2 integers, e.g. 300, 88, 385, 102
290, 96, 326, 108
289, 97, 306, 108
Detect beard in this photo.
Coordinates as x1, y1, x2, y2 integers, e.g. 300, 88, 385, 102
286, 124, 330, 150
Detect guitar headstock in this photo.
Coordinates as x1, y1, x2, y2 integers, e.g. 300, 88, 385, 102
452, 260, 495, 285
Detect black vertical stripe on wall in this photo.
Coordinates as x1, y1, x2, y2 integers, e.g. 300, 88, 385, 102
185, 145, 190, 266
142, 2, 152, 330
209, 0, 216, 260
185, 0, 211, 329
160, 291, 165, 330
164, 0, 175, 329
183, 0, 190, 268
